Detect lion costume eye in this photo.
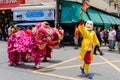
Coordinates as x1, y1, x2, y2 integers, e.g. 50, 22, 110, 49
39, 32, 43, 35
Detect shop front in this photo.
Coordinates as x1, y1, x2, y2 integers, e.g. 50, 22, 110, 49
0, 0, 25, 24
60, 1, 120, 45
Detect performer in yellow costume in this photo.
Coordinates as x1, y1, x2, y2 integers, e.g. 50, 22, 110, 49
78, 19, 99, 79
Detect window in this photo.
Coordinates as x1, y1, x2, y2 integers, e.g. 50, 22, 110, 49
82, 0, 90, 3
86, 0, 90, 2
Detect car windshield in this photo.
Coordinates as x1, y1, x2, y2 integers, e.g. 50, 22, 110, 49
15, 23, 36, 30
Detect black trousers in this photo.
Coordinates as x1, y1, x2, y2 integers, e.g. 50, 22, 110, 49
0, 33, 6, 41
94, 45, 101, 54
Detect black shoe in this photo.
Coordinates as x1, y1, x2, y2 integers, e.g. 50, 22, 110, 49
108, 49, 112, 51
112, 50, 115, 52
100, 52, 104, 56
42, 59, 49, 62
74, 47, 78, 49
94, 53, 98, 55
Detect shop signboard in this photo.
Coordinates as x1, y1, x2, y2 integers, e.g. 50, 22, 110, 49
13, 11, 26, 21
0, 0, 25, 8
13, 9, 54, 21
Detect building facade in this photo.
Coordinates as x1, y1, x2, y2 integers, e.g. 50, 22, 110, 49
66, 0, 118, 14
0, 0, 119, 26
0, 0, 118, 13
118, 0, 120, 16
91, 0, 118, 13
25, 0, 55, 5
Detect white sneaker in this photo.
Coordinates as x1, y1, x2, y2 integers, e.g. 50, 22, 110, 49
35, 65, 39, 69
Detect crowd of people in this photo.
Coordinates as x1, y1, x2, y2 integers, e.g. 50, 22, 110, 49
74, 24, 120, 54
1, 22, 120, 55
0, 24, 21, 41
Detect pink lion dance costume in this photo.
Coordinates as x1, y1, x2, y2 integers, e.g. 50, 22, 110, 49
41, 22, 61, 62
7, 30, 34, 65
7, 22, 48, 68
32, 22, 48, 68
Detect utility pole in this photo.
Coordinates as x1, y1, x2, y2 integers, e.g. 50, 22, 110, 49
118, 0, 120, 16
55, 0, 59, 28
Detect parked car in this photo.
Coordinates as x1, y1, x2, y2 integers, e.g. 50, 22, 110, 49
15, 22, 36, 30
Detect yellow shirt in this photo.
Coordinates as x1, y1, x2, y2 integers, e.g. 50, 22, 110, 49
78, 23, 99, 61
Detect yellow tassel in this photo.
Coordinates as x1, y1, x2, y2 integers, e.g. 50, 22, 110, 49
2, 10, 5, 14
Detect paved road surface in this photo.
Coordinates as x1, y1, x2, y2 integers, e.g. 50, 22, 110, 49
0, 41, 120, 80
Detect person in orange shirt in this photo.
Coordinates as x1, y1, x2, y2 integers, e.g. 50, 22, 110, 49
74, 25, 79, 49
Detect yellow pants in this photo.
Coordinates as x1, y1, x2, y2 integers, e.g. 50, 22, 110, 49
81, 63, 90, 75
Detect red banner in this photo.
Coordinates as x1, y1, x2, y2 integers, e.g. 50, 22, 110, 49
81, 1, 90, 12
20, 0, 25, 4
0, 0, 25, 8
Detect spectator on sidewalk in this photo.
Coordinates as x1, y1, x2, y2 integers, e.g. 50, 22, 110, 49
0, 24, 7, 41
108, 26, 116, 51
94, 27, 104, 55
0, 27, 1, 40
100, 29, 104, 46
58, 26, 64, 48
74, 25, 79, 49
116, 26, 120, 53
103, 28, 109, 46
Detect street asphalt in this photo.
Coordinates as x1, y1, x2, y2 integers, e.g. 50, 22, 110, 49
0, 41, 120, 80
